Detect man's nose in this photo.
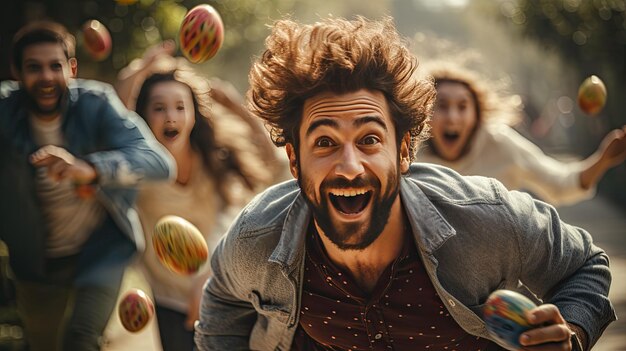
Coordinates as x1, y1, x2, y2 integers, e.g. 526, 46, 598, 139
40, 67, 54, 81
334, 144, 365, 180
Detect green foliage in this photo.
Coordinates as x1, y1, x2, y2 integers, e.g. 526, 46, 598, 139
502, 0, 626, 205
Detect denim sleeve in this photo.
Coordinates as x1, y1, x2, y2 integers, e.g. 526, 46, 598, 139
497, 181, 616, 349
83, 85, 176, 186
194, 217, 256, 350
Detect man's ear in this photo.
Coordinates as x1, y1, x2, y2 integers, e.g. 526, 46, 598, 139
285, 143, 299, 179
400, 133, 411, 173
69, 58, 78, 77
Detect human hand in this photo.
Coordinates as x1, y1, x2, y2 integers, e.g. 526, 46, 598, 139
185, 285, 203, 331
142, 39, 177, 63
597, 125, 626, 168
518, 304, 578, 350
30, 145, 97, 184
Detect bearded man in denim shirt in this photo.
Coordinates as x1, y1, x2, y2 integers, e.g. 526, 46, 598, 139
195, 16, 616, 351
0, 21, 175, 351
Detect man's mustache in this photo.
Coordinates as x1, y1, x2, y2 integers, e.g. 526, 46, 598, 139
321, 176, 378, 190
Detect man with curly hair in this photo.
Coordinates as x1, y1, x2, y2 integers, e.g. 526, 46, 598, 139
195, 16, 615, 351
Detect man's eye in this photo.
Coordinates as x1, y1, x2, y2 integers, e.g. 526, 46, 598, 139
315, 137, 334, 147
51, 64, 62, 71
177, 105, 185, 111
361, 135, 380, 145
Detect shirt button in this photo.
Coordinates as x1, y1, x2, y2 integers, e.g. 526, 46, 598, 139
374, 333, 382, 339
448, 299, 456, 307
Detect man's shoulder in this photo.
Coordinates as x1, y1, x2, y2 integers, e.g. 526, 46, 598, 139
218, 179, 302, 264
407, 162, 504, 205
69, 79, 116, 100
231, 179, 301, 235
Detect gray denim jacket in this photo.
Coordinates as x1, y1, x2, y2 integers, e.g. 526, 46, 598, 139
195, 163, 616, 351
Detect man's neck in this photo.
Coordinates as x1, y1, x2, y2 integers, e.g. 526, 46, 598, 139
317, 196, 407, 293
30, 111, 62, 123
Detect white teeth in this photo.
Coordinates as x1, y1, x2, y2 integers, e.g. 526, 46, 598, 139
330, 189, 368, 197
41, 87, 54, 94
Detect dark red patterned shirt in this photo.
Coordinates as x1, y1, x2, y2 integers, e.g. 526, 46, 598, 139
291, 230, 493, 351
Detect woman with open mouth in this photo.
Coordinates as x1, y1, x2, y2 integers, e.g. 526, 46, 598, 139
418, 61, 626, 207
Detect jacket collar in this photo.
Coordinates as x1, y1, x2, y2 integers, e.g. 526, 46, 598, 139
400, 176, 456, 255
269, 175, 457, 270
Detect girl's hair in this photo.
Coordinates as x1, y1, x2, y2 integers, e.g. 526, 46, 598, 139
135, 67, 268, 204
424, 61, 521, 126
247, 16, 436, 161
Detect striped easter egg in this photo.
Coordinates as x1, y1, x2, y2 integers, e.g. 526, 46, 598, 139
179, 4, 224, 63
118, 289, 154, 333
153, 215, 209, 275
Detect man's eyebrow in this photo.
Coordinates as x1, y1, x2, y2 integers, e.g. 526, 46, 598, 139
306, 118, 339, 137
354, 115, 387, 131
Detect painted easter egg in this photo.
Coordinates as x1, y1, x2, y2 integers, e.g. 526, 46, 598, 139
179, 4, 224, 63
153, 215, 208, 275
483, 289, 537, 350
577, 75, 607, 116
82, 20, 112, 61
118, 289, 155, 333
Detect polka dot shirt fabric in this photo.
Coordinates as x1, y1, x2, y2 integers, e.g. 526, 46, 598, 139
291, 231, 493, 351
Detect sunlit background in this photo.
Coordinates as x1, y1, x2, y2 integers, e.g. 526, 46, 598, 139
1, 0, 625, 348
2, 0, 624, 206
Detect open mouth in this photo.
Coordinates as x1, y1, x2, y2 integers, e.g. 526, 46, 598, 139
37, 86, 57, 99
40, 87, 55, 94
329, 189, 372, 215
163, 129, 180, 140
443, 130, 460, 142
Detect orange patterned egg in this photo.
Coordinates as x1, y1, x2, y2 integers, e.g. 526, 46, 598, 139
153, 215, 209, 275
118, 289, 154, 333
81, 20, 112, 61
577, 75, 607, 116
179, 4, 224, 63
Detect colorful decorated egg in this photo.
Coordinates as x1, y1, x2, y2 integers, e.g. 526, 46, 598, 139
577, 75, 607, 116
153, 215, 209, 275
118, 289, 154, 333
483, 290, 537, 350
81, 20, 112, 61
179, 4, 224, 63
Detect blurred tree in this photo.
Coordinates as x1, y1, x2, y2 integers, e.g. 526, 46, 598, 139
501, 0, 626, 205
1, 0, 391, 89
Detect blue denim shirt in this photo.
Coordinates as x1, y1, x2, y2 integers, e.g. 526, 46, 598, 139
195, 163, 616, 351
0, 79, 175, 278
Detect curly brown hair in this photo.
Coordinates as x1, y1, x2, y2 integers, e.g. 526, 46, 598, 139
247, 16, 435, 161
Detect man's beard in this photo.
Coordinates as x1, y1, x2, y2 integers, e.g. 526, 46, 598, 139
23, 85, 65, 117
299, 165, 401, 251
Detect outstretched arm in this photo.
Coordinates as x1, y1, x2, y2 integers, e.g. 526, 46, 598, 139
579, 125, 626, 189
499, 182, 616, 350
115, 40, 177, 110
